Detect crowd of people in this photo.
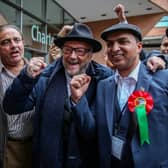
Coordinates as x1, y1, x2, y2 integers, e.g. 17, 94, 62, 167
0, 3, 168, 168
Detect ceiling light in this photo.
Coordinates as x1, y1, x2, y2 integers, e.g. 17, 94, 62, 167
80, 17, 86, 20
146, 7, 152, 11
101, 13, 107, 17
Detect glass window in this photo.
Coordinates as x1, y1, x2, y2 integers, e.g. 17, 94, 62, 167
155, 16, 168, 27
47, 24, 58, 42
0, 1, 21, 26
24, 48, 47, 60
7, 0, 21, 6
64, 11, 76, 25
23, 0, 42, 19
47, 0, 63, 27
23, 14, 46, 52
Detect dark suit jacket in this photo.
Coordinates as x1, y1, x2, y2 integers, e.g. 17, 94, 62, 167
74, 63, 168, 168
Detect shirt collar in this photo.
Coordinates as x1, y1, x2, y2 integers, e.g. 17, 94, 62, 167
114, 61, 141, 83
0, 57, 27, 74
0, 59, 5, 73
65, 71, 72, 84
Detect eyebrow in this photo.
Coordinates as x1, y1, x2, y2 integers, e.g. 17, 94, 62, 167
106, 37, 129, 42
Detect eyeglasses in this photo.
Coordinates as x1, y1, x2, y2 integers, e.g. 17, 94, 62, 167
0, 37, 22, 46
62, 46, 92, 56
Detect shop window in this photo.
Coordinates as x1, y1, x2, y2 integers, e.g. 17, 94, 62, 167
7, 0, 21, 6
64, 11, 75, 25
23, 14, 47, 52
23, 0, 42, 18
46, 0, 63, 27
0, 1, 20, 26
155, 16, 168, 27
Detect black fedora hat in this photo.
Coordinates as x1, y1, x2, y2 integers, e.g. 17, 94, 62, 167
101, 23, 142, 41
54, 23, 102, 53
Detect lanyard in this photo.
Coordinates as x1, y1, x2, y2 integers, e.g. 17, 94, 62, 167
114, 103, 128, 137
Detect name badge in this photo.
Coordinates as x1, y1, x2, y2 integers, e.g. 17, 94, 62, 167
111, 136, 125, 160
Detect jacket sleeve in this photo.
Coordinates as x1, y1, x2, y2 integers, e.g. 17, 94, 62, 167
3, 67, 39, 114
72, 95, 96, 140
142, 49, 168, 68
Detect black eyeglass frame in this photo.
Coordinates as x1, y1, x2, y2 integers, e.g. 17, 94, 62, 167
62, 46, 92, 56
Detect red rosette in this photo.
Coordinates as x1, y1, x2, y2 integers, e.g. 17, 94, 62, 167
128, 90, 154, 114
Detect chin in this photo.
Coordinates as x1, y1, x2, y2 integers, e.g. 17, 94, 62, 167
67, 70, 79, 77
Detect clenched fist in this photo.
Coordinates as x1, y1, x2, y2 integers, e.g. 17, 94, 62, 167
27, 57, 47, 78
70, 74, 91, 103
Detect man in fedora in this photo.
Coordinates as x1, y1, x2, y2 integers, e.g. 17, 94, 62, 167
3, 23, 113, 168
70, 23, 168, 168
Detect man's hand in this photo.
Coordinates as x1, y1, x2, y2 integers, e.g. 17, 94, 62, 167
147, 56, 166, 72
57, 25, 73, 37
113, 4, 127, 23
48, 44, 61, 60
27, 57, 47, 78
70, 74, 91, 103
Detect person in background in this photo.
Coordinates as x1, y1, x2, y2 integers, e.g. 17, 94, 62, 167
70, 22, 168, 168
3, 22, 113, 168
49, 25, 73, 62
0, 24, 34, 168
160, 34, 168, 54
146, 29, 168, 69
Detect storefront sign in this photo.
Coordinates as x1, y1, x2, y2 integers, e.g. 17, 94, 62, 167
31, 25, 54, 45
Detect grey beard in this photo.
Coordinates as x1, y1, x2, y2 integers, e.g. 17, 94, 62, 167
66, 63, 89, 77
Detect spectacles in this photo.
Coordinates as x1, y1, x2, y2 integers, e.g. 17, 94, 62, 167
0, 37, 22, 46
62, 46, 92, 56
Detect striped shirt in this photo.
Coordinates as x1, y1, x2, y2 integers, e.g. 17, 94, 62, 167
0, 60, 34, 139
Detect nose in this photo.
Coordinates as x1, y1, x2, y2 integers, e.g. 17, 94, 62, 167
111, 42, 120, 52
10, 40, 18, 48
164, 50, 168, 54
69, 50, 77, 58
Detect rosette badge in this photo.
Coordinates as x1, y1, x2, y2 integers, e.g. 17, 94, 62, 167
128, 89, 154, 145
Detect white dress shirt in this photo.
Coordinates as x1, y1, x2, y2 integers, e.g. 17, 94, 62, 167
114, 61, 141, 110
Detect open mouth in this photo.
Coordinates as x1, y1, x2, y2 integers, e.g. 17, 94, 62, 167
10, 50, 20, 57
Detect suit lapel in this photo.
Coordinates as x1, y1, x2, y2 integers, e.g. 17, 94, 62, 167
135, 63, 152, 92
126, 63, 152, 137
105, 77, 116, 137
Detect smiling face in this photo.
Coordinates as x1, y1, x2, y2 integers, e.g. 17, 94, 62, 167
62, 40, 93, 76
106, 31, 142, 76
0, 27, 24, 67
160, 36, 168, 54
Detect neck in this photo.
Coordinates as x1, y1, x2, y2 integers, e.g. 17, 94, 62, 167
119, 60, 140, 77
4, 59, 25, 76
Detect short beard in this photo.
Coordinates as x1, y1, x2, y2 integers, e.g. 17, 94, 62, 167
65, 63, 89, 77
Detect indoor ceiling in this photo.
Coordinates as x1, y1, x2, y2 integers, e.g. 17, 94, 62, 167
56, 0, 164, 23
